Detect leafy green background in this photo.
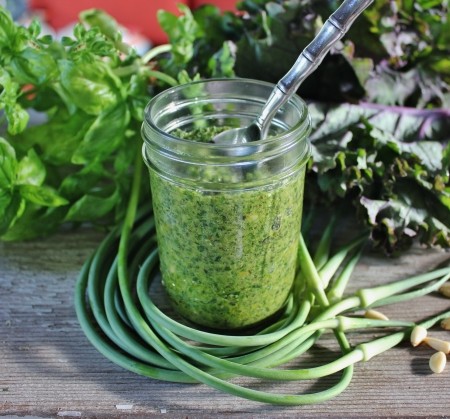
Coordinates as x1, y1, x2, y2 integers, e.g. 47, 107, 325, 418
1, 0, 449, 252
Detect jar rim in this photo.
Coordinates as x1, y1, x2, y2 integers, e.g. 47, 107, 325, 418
142, 77, 311, 154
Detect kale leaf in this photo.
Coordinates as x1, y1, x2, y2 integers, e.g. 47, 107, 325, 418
307, 102, 449, 251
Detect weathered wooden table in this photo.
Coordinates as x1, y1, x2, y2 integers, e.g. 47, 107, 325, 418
1, 228, 450, 418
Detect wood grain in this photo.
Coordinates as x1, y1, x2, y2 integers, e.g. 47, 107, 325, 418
1, 228, 450, 418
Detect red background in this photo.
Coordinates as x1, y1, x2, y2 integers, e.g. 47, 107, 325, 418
30, 0, 237, 44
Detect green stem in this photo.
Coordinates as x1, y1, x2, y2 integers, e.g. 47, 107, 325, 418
141, 44, 172, 64
327, 249, 362, 303
144, 69, 178, 87
137, 256, 314, 347
357, 265, 450, 307
74, 234, 194, 383
319, 233, 367, 289
114, 45, 173, 77
117, 152, 143, 270
298, 234, 329, 307
113, 63, 140, 77
313, 215, 336, 270
370, 269, 450, 308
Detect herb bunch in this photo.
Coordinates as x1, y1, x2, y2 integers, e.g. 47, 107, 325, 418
0, 8, 181, 240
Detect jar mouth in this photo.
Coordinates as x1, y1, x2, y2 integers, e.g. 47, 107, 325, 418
142, 78, 311, 157
141, 78, 311, 187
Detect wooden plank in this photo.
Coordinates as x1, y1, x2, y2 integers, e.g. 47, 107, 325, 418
1, 228, 449, 418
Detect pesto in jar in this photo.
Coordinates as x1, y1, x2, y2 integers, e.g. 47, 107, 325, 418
149, 127, 306, 330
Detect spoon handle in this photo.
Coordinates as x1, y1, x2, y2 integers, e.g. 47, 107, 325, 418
256, 0, 373, 135
280, 0, 373, 94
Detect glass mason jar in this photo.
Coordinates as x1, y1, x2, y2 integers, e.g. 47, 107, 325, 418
141, 78, 311, 330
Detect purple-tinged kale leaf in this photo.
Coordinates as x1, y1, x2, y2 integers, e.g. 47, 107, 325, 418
307, 102, 450, 252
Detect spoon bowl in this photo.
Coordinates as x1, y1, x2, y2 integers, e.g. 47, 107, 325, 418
212, 122, 260, 145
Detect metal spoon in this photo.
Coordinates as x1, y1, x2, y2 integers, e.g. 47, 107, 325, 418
213, 0, 373, 145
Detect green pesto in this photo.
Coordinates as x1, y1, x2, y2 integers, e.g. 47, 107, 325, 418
172, 126, 229, 142
150, 128, 306, 330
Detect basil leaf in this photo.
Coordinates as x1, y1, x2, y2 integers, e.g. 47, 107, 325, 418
113, 141, 136, 175
79, 8, 130, 54
80, 9, 119, 39
65, 189, 119, 222
0, 137, 17, 188
59, 59, 122, 115
72, 102, 130, 164
0, 7, 15, 47
208, 41, 235, 78
10, 47, 58, 85
13, 111, 93, 165
17, 148, 46, 186
0, 206, 66, 241
0, 190, 22, 235
0, 69, 30, 135
5, 103, 29, 135
19, 184, 68, 207
60, 165, 106, 201
158, 5, 201, 68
